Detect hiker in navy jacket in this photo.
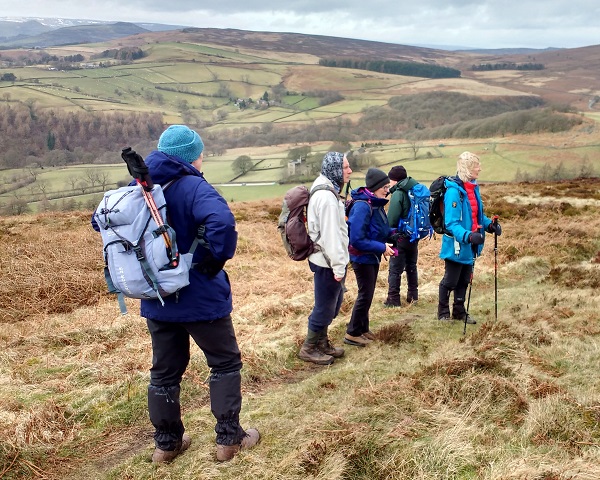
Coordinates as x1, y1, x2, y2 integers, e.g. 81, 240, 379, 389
438, 151, 502, 323
135, 125, 259, 462
345, 168, 395, 347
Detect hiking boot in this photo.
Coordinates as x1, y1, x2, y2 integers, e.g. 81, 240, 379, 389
406, 297, 418, 304
362, 331, 376, 341
152, 433, 192, 463
298, 343, 334, 365
343, 334, 372, 347
317, 337, 345, 358
438, 315, 451, 321
453, 314, 476, 324
216, 428, 260, 462
383, 299, 401, 308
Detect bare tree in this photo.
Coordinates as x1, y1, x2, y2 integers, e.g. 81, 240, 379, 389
77, 179, 89, 195
97, 171, 111, 190
409, 140, 422, 160
232, 155, 254, 175
84, 169, 101, 189
65, 175, 80, 192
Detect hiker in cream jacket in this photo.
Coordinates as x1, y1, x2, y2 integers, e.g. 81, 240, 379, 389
299, 152, 352, 365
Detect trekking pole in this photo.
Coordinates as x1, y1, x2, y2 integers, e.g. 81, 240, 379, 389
463, 258, 475, 336
121, 147, 178, 267
492, 215, 499, 322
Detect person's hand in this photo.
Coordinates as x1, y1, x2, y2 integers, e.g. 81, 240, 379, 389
383, 242, 396, 259
468, 232, 484, 245
334, 275, 344, 282
487, 222, 502, 236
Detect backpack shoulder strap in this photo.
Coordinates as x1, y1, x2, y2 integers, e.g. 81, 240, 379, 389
162, 176, 208, 256
310, 184, 339, 198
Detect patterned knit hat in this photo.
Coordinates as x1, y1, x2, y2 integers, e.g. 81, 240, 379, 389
365, 168, 389, 191
321, 152, 344, 188
157, 125, 204, 163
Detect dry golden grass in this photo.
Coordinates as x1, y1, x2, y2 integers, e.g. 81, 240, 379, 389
1, 178, 600, 479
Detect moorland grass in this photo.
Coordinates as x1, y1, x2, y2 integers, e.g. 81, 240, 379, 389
1, 180, 600, 479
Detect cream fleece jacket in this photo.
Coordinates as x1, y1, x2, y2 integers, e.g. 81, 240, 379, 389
307, 174, 349, 278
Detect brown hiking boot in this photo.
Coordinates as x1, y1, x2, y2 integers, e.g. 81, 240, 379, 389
343, 334, 372, 347
317, 336, 345, 358
152, 433, 192, 463
216, 428, 260, 462
362, 331, 376, 341
298, 343, 334, 365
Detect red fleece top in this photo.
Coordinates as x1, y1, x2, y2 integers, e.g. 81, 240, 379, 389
464, 181, 479, 231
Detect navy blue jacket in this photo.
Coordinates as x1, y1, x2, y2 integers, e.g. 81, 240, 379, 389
347, 187, 391, 265
138, 151, 237, 321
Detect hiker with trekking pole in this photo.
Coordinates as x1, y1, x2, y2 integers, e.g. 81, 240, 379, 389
94, 125, 259, 463
437, 152, 502, 326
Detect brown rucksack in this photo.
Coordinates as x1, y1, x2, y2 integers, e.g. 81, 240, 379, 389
277, 184, 338, 260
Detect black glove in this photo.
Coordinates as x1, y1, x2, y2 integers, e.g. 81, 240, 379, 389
468, 232, 484, 245
487, 222, 502, 236
387, 231, 402, 247
194, 252, 226, 277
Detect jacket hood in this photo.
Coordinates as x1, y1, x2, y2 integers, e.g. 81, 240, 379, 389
445, 175, 466, 194
351, 187, 389, 207
390, 176, 418, 194
144, 150, 202, 185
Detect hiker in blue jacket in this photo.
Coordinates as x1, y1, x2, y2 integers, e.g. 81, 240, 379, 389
133, 125, 259, 462
438, 152, 502, 323
345, 168, 396, 347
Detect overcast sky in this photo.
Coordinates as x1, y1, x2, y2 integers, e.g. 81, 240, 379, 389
1, 0, 599, 50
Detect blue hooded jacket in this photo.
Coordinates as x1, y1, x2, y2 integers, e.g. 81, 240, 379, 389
440, 176, 492, 265
136, 150, 237, 322
347, 187, 392, 265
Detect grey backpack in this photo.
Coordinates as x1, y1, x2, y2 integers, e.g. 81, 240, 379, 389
94, 183, 200, 313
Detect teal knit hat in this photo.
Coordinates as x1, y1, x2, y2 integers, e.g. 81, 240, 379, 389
157, 125, 204, 163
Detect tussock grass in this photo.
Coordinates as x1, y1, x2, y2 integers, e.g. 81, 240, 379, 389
1, 179, 600, 479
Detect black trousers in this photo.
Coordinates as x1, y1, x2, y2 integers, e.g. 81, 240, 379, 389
387, 237, 419, 303
146, 315, 246, 450
347, 262, 380, 336
438, 260, 473, 318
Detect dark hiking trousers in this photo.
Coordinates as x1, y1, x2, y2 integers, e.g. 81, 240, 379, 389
438, 259, 473, 318
387, 237, 419, 304
347, 262, 380, 336
307, 261, 345, 332
146, 315, 246, 450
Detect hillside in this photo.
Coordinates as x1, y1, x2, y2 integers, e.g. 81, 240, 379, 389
0, 27, 600, 215
1, 178, 600, 479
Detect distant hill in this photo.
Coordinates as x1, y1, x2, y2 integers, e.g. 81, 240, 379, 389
0, 19, 51, 40
457, 47, 562, 55
0, 17, 187, 48
0, 21, 150, 48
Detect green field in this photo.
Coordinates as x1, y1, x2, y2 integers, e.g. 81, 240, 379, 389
2, 137, 598, 214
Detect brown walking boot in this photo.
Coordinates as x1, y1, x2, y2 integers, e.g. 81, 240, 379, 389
317, 336, 345, 358
152, 433, 192, 463
298, 343, 334, 365
216, 428, 260, 462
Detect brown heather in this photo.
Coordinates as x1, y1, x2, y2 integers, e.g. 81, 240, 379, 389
1, 179, 600, 479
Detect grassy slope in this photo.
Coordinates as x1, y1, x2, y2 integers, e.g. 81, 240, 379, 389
1, 179, 600, 479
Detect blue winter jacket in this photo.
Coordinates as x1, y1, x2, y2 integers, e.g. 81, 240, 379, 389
347, 187, 392, 265
137, 151, 237, 322
440, 176, 492, 265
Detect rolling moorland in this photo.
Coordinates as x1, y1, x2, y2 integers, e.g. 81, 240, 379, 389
1, 178, 600, 479
0, 25, 600, 479
0, 25, 600, 214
